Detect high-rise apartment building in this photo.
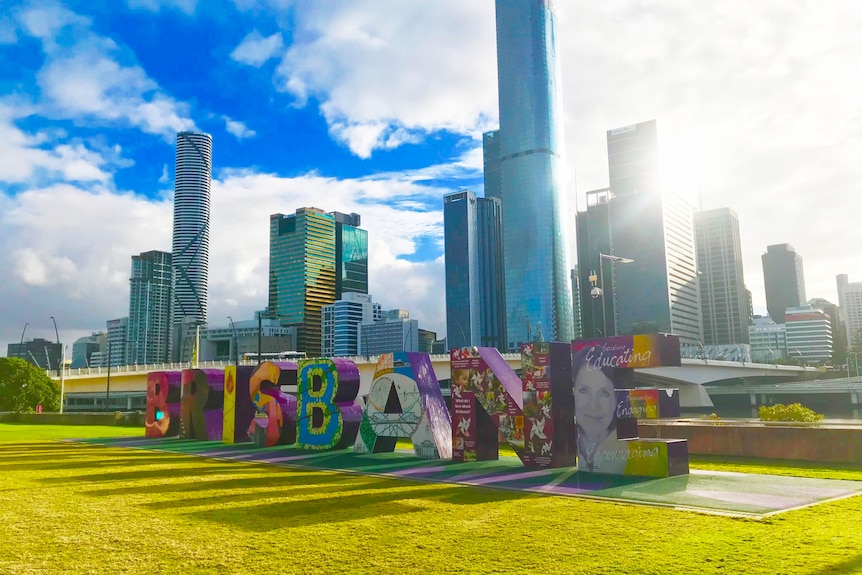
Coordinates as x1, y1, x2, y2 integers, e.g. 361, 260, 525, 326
127, 250, 172, 364
694, 208, 749, 345
269, 208, 367, 357
105, 317, 129, 367
443, 191, 507, 350
762, 244, 806, 324
171, 131, 212, 360
491, 0, 573, 348
576, 121, 702, 345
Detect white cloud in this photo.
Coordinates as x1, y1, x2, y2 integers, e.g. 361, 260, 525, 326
270, 0, 497, 156
125, 0, 197, 15
223, 116, 256, 139
158, 164, 169, 184
0, 102, 116, 184
230, 30, 284, 67
17, 4, 195, 140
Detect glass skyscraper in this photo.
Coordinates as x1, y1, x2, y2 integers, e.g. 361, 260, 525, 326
492, 0, 573, 348
576, 121, 703, 345
171, 131, 212, 359
269, 208, 367, 357
332, 212, 368, 297
128, 250, 172, 364
443, 191, 507, 351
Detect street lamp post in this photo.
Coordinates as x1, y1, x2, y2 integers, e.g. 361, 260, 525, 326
593, 253, 634, 338
18, 322, 29, 359
227, 316, 239, 367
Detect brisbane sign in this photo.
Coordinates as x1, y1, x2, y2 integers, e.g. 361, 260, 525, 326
145, 334, 688, 478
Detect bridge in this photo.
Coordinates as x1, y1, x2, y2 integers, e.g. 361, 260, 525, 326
51, 355, 815, 412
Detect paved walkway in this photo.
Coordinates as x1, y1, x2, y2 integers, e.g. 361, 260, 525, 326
78, 436, 862, 518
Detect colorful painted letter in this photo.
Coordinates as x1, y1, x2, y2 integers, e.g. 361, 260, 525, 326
296, 358, 362, 450
223, 363, 298, 446
179, 368, 225, 441
354, 352, 452, 459
145, 371, 181, 438
572, 335, 688, 477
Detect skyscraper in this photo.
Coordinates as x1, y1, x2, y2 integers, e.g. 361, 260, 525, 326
269, 208, 367, 356
269, 208, 335, 357
837, 274, 862, 351
762, 243, 806, 323
694, 208, 750, 345
576, 121, 703, 345
332, 212, 368, 297
128, 250, 172, 364
171, 131, 212, 360
493, 0, 573, 348
443, 191, 507, 350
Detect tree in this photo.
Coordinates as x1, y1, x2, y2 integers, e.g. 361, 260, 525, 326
0, 357, 60, 413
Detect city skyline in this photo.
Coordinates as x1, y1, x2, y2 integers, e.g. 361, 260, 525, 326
1, 1, 860, 350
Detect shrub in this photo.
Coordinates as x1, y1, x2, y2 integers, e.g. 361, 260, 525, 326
758, 403, 823, 423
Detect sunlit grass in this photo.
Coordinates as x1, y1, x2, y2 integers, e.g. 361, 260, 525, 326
1, 425, 861, 574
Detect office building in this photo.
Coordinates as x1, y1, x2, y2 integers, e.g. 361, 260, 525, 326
127, 250, 172, 364
171, 131, 212, 360
809, 297, 845, 364
748, 316, 786, 363
837, 274, 862, 351
443, 191, 507, 351
762, 244, 806, 323
785, 306, 832, 364
358, 309, 419, 356
491, 0, 573, 348
332, 212, 368, 297
70, 333, 105, 368
322, 293, 380, 357
607, 120, 661, 197
105, 317, 129, 367
576, 189, 613, 338
269, 208, 366, 357
576, 121, 703, 345
7, 338, 62, 370
482, 130, 502, 198
200, 318, 296, 362
694, 208, 749, 345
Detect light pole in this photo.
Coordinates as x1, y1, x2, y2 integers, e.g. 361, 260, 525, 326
18, 322, 28, 358
850, 352, 862, 379
227, 316, 239, 367
594, 253, 634, 338
50, 316, 61, 377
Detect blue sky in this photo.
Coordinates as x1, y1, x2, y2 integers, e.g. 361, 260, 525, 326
2, 0, 861, 350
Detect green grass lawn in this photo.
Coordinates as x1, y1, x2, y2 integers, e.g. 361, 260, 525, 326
1, 424, 861, 574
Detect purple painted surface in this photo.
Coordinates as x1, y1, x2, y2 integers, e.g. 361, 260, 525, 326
204, 408, 223, 441
478, 347, 523, 410
332, 358, 361, 403
406, 352, 452, 458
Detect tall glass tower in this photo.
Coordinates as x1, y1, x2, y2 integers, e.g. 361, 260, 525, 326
128, 250, 172, 364
171, 131, 212, 359
494, 0, 573, 348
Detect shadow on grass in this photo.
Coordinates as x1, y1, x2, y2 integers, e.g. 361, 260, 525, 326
186, 479, 525, 531
810, 554, 862, 575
